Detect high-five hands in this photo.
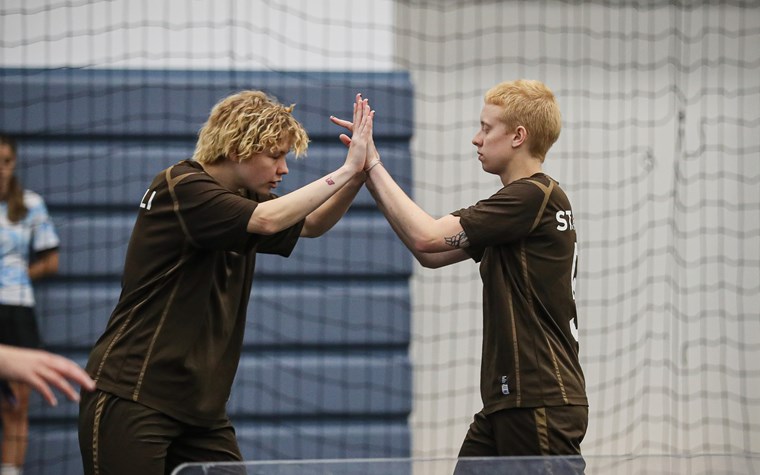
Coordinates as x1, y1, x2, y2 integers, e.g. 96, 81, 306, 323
331, 94, 381, 171
342, 93, 375, 174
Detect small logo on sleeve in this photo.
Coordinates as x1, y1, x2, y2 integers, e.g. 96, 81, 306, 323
501, 376, 510, 395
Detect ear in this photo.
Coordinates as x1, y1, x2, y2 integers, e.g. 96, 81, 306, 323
512, 126, 527, 148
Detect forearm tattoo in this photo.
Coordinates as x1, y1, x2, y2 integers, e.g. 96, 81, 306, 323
444, 230, 469, 248
325, 176, 336, 185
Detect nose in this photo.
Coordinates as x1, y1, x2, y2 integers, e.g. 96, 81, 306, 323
472, 132, 481, 147
277, 157, 289, 176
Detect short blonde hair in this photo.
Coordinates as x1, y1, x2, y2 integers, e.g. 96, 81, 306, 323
484, 80, 561, 162
193, 90, 309, 164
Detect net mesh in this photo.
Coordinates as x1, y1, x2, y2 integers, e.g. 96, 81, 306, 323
394, 0, 760, 457
0, 1, 758, 472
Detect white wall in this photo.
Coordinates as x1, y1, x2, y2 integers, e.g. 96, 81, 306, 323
0, 0, 395, 70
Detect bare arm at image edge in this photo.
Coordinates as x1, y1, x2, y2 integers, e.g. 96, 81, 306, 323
0, 344, 95, 406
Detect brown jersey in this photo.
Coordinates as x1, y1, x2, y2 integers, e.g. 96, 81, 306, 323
86, 160, 303, 427
453, 173, 587, 414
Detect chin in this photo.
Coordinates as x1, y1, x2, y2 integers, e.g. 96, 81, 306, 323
482, 166, 500, 176
241, 185, 265, 196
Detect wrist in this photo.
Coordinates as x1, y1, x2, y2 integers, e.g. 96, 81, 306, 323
337, 164, 359, 176
364, 158, 383, 173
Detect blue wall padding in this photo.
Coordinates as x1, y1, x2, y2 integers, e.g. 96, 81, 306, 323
0, 67, 415, 471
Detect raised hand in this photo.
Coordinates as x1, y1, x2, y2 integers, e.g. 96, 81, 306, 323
330, 115, 354, 148
331, 94, 380, 170
342, 94, 373, 173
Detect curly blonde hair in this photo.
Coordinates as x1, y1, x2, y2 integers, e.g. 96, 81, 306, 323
484, 79, 561, 162
193, 90, 309, 164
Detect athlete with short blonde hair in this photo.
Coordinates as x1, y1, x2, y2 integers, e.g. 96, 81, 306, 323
334, 80, 587, 469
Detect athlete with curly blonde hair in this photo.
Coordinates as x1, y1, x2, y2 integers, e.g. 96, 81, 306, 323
79, 91, 374, 474
193, 90, 309, 164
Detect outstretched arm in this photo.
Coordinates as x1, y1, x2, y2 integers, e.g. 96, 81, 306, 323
364, 162, 471, 255
0, 344, 95, 406
299, 173, 365, 237
299, 95, 372, 238
247, 95, 372, 235
330, 111, 471, 268
371, 189, 470, 268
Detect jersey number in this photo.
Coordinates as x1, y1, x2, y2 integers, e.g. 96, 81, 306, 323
571, 241, 578, 301
570, 241, 579, 341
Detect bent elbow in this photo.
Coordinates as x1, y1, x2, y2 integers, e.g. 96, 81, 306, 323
418, 258, 439, 269
415, 252, 446, 269
249, 214, 281, 235
301, 225, 325, 238
413, 238, 437, 254
299, 218, 328, 238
